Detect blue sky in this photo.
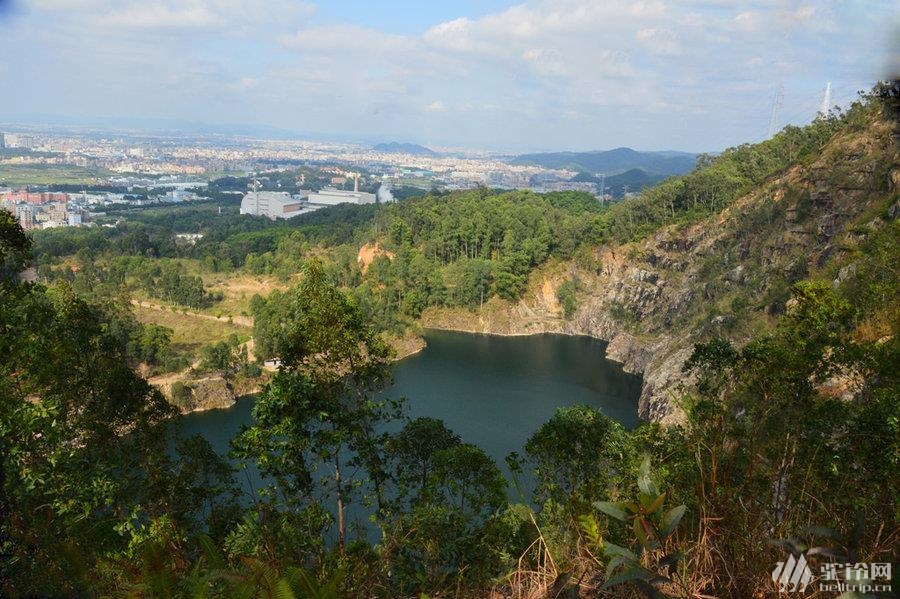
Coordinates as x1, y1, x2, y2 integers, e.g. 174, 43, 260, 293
0, 0, 897, 152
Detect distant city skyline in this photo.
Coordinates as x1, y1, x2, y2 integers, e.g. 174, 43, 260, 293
1, 0, 897, 153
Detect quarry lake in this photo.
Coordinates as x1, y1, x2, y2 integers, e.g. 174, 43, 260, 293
176, 330, 642, 482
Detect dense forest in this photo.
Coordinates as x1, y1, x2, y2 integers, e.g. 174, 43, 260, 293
1, 86, 898, 597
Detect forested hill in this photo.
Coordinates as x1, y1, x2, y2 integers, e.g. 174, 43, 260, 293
414, 86, 898, 423
27, 88, 898, 396
2, 85, 898, 597
510, 146, 697, 175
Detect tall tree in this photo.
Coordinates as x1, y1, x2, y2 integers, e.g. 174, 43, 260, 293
233, 260, 399, 556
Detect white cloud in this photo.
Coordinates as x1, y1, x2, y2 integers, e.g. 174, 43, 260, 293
96, 5, 225, 30
35, 0, 316, 32
732, 11, 760, 32
281, 24, 416, 56
424, 100, 448, 113
635, 27, 681, 55
0, 0, 895, 151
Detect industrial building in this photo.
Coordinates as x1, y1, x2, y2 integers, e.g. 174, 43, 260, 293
239, 191, 308, 220
240, 185, 377, 220
305, 188, 376, 206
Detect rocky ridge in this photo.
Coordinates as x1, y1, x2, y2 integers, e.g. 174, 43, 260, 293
425, 119, 898, 423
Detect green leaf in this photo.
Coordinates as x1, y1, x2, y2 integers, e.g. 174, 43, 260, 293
197, 534, 226, 571
594, 500, 628, 522
602, 567, 653, 589
646, 492, 667, 514
606, 554, 632, 576
603, 541, 638, 561
637, 456, 659, 496
633, 515, 648, 546
634, 579, 671, 599
273, 579, 297, 599
639, 455, 652, 478
660, 505, 687, 537
578, 513, 603, 549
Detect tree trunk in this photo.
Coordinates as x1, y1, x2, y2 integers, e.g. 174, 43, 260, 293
335, 452, 345, 556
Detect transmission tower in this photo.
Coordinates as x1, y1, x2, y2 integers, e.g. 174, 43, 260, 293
768, 82, 784, 138
818, 81, 832, 117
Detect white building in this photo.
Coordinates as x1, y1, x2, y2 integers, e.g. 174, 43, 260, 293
305, 188, 376, 207
165, 190, 197, 203
240, 191, 306, 220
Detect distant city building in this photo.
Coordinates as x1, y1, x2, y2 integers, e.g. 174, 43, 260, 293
240, 191, 306, 220
305, 188, 376, 207
4, 134, 34, 149
165, 190, 197, 203
14, 205, 35, 230
69, 191, 122, 206
0, 132, 5, 149
48, 204, 67, 223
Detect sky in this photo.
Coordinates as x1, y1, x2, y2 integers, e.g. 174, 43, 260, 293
0, 0, 897, 153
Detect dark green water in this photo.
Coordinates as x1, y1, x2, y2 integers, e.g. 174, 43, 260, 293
177, 330, 641, 479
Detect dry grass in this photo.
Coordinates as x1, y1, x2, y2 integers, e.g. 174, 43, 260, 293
200, 274, 289, 319
134, 301, 250, 356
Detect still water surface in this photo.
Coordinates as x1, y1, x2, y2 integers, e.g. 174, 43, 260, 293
177, 330, 642, 481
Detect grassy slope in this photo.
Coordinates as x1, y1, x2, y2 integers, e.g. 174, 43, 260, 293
132, 301, 251, 358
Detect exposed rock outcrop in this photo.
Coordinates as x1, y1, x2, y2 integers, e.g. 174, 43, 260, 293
357, 242, 395, 274
423, 118, 897, 424
569, 119, 896, 421
162, 376, 236, 414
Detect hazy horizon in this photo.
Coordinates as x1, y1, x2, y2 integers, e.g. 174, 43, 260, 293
1, 0, 898, 153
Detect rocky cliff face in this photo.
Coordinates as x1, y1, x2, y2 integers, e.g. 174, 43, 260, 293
423, 119, 898, 424
162, 376, 237, 414
574, 119, 897, 422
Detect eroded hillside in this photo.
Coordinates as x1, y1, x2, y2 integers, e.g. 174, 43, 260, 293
425, 117, 899, 423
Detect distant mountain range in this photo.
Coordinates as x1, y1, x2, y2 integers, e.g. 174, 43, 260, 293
510, 147, 697, 177
373, 142, 437, 156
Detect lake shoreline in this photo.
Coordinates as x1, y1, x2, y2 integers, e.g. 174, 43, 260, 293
417, 324, 628, 367
422, 324, 588, 340
176, 331, 642, 498
167, 328, 637, 417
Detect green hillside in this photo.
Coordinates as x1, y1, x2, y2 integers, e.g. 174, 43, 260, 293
2, 84, 898, 598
